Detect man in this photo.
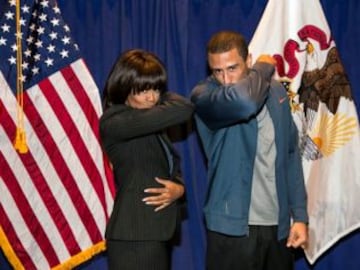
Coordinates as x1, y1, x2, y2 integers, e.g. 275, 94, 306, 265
190, 30, 308, 270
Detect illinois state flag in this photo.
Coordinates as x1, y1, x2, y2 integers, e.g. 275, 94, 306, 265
0, 0, 114, 269
249, 0, 360, 264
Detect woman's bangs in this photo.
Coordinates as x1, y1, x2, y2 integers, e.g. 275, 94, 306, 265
132, 72, 167, 94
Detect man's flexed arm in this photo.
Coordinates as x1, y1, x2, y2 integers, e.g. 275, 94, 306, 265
191, 56, 276, 130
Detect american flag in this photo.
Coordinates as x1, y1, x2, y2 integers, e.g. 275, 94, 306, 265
0, 0, 114, 269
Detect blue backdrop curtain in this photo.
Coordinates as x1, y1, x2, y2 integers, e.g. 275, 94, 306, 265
1, 0, 359, 269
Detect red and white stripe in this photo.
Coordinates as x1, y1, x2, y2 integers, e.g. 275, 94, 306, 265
0, 59, 114, 269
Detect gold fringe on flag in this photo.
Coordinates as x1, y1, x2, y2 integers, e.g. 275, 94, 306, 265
51, 241, 107, 270
0, 225, 25, 270
1, 223, 106, 270
13, 0, 28, 153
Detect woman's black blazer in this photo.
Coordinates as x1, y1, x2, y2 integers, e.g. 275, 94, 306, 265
99, 92, 194, 241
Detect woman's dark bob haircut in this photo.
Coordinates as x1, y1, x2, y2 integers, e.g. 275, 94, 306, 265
103, 49, 167, 108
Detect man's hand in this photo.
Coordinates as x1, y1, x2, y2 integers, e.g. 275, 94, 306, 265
256, 54, 277, 65
142, 177, 184, 212
286, 222, 308, 249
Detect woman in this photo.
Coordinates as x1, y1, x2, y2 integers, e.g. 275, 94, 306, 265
99, 49, 194, 270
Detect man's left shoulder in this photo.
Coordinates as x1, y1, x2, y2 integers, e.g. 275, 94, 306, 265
270, 79, 287, 93
269, 79, 288, 101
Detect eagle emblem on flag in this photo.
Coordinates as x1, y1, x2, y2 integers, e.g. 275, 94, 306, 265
273, 24, 357, 160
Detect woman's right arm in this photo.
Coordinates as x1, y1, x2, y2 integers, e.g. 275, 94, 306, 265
100, 92, 194, 141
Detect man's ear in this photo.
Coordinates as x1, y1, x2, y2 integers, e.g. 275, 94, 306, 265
246, 53, 253, 68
